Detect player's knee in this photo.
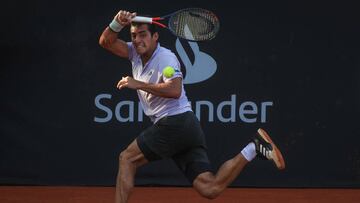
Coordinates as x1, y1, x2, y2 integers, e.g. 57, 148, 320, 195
198, 185, 222, 199
194, 175, 222, 200
119, 150, 131, 165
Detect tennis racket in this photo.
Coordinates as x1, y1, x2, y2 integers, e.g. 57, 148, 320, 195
131, 8, 220, 41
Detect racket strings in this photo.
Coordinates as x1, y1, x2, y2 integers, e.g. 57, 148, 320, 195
169, 9, 220, 41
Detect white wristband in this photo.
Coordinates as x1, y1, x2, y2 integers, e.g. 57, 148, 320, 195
109, 19, 123, 33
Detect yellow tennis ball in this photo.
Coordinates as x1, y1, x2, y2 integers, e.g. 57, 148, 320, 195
163, 66, 175, 78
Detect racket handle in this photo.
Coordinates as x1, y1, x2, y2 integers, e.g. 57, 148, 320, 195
132, 16, 152, 23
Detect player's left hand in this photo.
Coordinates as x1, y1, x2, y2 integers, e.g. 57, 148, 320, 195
117, 76, 142, 90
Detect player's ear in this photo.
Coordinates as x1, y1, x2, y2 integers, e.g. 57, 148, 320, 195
153, 32, 159, 41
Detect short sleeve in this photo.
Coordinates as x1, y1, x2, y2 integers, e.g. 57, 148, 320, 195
159, 54, 183, 82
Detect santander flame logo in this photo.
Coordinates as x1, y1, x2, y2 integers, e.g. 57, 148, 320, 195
175, 25, 217, 84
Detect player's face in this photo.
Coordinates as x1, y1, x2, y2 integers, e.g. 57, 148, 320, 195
130, 24, 158, 55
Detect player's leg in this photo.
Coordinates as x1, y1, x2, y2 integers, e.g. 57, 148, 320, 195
193, 128, 285, 199
115, 121, 173, 203
115, 139, 148, 203
192, 153, 248, 199
170, 111, 249, 199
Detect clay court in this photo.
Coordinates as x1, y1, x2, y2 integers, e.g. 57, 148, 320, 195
1, 187, 360, 203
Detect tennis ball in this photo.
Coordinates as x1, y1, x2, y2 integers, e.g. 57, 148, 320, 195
163, 66, 175, 78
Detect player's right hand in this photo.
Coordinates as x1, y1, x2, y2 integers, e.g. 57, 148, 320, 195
115, 10, 137, 26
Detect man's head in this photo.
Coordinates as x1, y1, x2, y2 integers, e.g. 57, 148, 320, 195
130, 22, 159, 56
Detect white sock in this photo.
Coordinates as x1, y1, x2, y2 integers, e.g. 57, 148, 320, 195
241, 142, 257, 161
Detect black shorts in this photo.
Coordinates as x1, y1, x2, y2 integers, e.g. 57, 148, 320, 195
136, 111, 212, 183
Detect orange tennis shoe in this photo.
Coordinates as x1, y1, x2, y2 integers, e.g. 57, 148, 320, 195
252, 128, 286, 170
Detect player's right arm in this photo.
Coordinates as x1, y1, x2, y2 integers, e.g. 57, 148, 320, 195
98, 10, 136, 58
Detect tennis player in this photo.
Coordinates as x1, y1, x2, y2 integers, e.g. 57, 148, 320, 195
99, 10, 285, 203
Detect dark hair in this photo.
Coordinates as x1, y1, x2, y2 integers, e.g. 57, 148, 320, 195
130, 22, 158, 36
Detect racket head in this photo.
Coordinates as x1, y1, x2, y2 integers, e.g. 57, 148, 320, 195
168, 8, 220, 41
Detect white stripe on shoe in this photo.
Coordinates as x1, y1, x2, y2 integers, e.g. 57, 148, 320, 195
257, 128, 286, 170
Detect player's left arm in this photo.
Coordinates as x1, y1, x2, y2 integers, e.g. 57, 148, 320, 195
116, 76, 182, 99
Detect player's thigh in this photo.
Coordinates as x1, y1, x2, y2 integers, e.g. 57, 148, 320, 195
173, 147, 213, 183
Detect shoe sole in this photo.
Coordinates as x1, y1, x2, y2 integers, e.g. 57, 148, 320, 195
257, 128, 286, 170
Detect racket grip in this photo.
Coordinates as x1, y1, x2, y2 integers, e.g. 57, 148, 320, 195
132, 16, 153, 23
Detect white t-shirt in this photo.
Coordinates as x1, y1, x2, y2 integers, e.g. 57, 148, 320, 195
127, 42, 192, 123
